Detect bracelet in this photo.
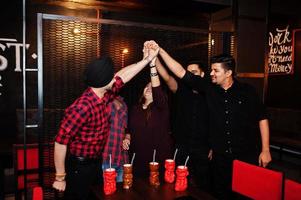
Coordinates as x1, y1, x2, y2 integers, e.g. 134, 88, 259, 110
55, 173, 66, 177
150, 72, 158, 77
55, 179, 65, 182
150, 65, 156, 68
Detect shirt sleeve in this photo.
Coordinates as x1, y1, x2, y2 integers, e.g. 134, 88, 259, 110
123, 102, 129, 132
182, 71, 210, 92
111, 76, 124, 94
55, 103, 90, 145
249, 86, 268, 121
152, 85, 168, 110
118, 97, 128, 132
102, 76, 125, 105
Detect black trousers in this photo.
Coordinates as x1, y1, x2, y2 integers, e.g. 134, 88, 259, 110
175, 144, 211, 191
63, 156, 103, 200
212, 152, 257, 200
189, 147, 211, 190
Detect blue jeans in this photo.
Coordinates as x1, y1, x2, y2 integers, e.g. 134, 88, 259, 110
102, 163, 123, 182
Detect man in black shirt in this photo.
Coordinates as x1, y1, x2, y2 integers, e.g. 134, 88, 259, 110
155, 58, 212, 190
155, 45, 272, 200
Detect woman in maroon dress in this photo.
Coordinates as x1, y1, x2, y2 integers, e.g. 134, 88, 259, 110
129, 43, 174, 178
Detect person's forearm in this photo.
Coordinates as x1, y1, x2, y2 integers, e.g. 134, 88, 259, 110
259, 119, 270, 152
54, 142, 67, 174
159, 48, 186, 79
150, 63, 160, 88
155, 58, 177, 93
116, 57, 151, 84
155, 58, 170, 82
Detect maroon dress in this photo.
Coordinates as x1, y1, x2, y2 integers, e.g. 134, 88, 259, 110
129, 86, 174, 178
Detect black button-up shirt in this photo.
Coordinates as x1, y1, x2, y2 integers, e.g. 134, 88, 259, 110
182, 72, 268, 155
171, 82, 210, 149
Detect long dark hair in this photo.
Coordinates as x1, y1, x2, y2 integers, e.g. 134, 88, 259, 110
139, 92, 152, 122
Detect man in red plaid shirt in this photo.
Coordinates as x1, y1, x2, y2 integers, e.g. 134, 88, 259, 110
102, 95, 130, 182
52, 45, 159, 199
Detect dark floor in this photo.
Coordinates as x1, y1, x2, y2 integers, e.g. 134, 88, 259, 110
1, 149, 301, 200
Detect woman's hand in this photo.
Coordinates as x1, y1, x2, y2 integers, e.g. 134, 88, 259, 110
144, 41, 160, 61
122, 134, 131, 150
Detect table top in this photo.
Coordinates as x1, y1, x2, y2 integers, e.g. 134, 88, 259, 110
92, 178, 216, 200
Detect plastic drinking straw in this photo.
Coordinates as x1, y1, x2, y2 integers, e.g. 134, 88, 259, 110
153, 149, 156, 163
184, 156, 190, 167
131, 153, 136, 165
173, 148, 178, 161
109, 154, 112, 169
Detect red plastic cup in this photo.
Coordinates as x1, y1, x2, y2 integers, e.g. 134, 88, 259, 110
149, 162, 160, 186
123, 164, 133, 189
164, 159, 175, 183
103, 168, 117, 195
175, 165, 189, 191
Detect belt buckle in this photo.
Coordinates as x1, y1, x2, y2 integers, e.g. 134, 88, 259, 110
77, 156, 85, 162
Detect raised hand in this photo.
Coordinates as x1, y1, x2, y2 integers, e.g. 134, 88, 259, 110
144, 40, 159, 65
145, 40, 159, 50
143, 42, 149, 59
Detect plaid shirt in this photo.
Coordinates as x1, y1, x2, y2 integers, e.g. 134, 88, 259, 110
102, 96, 129, 166
55, 76, 124, 158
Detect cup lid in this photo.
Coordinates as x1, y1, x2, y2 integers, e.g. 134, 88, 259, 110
105, 168, 116, 172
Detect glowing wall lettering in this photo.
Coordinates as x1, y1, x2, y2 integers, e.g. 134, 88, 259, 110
268, 26, 293, 74
0, 38, 33, 96
0, 38, 31, 72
